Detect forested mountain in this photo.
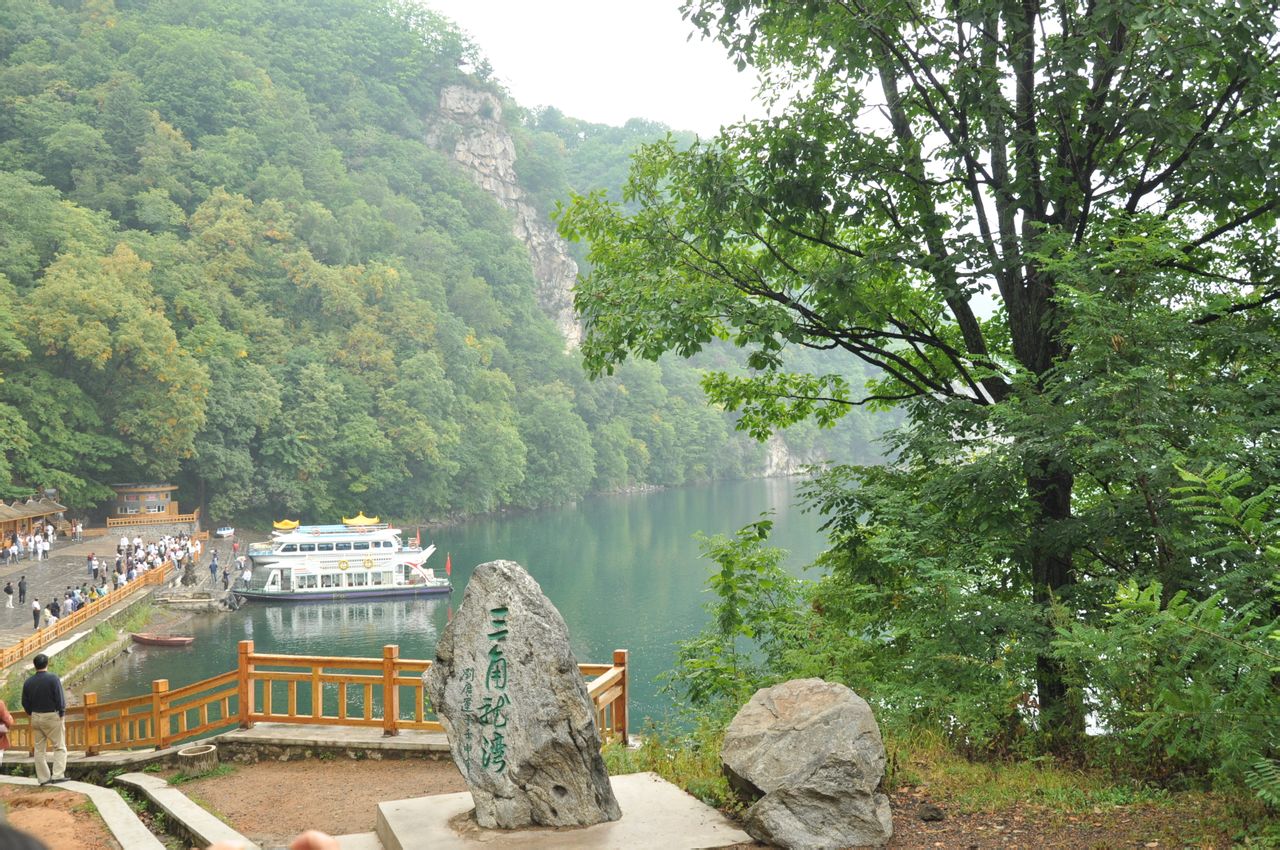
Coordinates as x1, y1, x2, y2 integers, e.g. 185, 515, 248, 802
0, 0, 888, 522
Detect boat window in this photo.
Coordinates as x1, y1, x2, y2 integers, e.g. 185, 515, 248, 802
280, 544, 297, 553
299, 575, 318, 589
353, 541, 370, 551
321, 574, 335, 588
317, 543, 334, 552
298, 543, 315, 553
335, 542, 352, 551
371, 571, 386, 585
266, 571, 280, 590
350, 572, 367, 586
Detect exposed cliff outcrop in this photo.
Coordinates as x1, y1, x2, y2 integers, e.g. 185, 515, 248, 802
764, 434, 823, 477
429, 85, 581, 347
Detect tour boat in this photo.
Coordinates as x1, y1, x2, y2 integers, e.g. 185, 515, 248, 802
240, 516, 448, 602
246, 520, 429, 572
236, 551, 449, 602
132, 633, 195, 647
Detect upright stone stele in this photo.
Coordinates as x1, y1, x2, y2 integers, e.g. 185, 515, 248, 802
423, 559, 622, 829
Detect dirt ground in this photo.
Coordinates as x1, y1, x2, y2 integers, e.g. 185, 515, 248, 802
0, 784, 119, 850
5, 758, 1234, 849
172, 758, 1230, 849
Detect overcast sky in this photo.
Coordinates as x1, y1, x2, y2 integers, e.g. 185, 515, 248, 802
421, 0, 764, 136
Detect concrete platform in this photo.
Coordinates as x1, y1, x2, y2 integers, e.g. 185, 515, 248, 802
375, 772, 752, 850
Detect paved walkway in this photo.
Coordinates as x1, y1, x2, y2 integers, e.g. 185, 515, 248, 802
0, 530, 235, 652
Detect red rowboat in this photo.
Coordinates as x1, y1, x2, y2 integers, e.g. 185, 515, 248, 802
131, 633, 194, 647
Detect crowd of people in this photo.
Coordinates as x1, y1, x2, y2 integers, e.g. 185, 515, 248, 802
0, 522, 60, 565
2, 530, 203, 631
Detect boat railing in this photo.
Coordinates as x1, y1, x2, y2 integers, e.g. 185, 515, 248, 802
8, 640, 629, 754
0, 560, 175, 669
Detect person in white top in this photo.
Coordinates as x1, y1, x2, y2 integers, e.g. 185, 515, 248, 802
119, 535, 128, 554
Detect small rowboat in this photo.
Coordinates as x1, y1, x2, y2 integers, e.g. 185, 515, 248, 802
132, 633, 194, 647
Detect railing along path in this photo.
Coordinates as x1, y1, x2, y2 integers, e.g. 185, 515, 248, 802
9, 641, 628, 754
0, 560, 175, 669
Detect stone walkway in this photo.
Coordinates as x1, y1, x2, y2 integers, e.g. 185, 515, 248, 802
0, 530, 234, 651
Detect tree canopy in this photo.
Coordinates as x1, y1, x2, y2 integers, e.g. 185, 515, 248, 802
0, 0, 892, 519
560, 0, 1280, 750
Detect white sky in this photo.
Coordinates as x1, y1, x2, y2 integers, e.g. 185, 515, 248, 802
421, 0, 764, 136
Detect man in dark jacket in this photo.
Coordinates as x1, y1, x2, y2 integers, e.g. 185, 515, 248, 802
21, 654, 68, 784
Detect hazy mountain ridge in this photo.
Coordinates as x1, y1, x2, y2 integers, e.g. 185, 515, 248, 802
0, 0, 890, 522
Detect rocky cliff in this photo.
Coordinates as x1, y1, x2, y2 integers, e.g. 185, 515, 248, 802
764, 434, 823, 477
429, 86, 581, 347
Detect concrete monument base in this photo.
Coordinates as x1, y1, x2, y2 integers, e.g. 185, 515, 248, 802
375, 772, 751, 850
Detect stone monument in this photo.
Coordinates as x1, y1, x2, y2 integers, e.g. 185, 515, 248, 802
423, 559, 622, 829
722, 678, 893, 848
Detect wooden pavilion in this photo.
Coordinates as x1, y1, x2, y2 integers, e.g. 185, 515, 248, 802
0, 497, 67, 542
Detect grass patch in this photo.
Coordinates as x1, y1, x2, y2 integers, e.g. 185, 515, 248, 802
603, 723, 741, 812
602, 720, 1279, 846
885, 726, 1278, 845
0, 604, 156, 705
169, 763, 236, 785
73, 800, 99, 816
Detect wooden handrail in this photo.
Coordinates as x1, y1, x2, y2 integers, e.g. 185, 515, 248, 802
9, 640, 629, 753
106, 509, 201, 529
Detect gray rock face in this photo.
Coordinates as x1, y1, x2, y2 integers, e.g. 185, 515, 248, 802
722, 678, 893, 849
429, 85, 582, 348
423, 559, 621, 829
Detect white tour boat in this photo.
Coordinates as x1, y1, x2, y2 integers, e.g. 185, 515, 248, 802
239, 514, 449, 602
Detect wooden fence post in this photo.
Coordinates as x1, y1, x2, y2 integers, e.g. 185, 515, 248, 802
151, 680, 169, 749
83, 693, 99, 756
382, 645, 399, 737
613, 649, 629, 747
237, 640, 254, 729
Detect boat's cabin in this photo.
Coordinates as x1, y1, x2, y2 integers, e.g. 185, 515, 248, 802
248, 561, 430, 593
272, 538, 399, 556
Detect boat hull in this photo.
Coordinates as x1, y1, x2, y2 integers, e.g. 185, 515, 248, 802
236, 584, 451, 603
132, 633, 195, 647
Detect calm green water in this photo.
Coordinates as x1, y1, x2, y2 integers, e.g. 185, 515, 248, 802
79, 478, 828, 725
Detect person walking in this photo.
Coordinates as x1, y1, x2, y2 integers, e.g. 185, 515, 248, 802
18, 575, 26, 604
31, 599, 40, 630
209, 551, 219, 585
21, 654, 68, 784
3, 581, 12, 609
0, 694, 15, 768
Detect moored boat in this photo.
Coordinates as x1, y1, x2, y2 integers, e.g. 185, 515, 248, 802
240, 515, 448, 602
132, 632, 195, 647
236, 552, 449, 602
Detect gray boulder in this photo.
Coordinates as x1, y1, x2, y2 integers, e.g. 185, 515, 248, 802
423, 559, 621, 829
722, 678, 893, 849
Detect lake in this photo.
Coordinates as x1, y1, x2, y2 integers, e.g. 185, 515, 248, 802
79, 477, 830, 725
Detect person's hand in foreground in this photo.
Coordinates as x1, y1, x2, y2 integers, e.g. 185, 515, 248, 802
206, 831, 338, 850
291, 831, 340, 850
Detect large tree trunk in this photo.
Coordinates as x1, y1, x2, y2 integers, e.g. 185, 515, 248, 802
1027, 461, 1084, 752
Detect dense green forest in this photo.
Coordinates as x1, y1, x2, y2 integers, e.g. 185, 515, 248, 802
0, 0, 887, 522
562, 0, 1280, 828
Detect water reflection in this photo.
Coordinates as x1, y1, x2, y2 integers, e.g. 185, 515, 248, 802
78, 478, 830, 723
260, 598, 443, 651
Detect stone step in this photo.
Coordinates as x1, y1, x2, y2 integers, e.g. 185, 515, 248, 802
375, 772, 750, 850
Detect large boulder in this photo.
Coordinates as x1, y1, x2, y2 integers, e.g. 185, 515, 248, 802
722, 678, 893, 849
423, 559, 621, 829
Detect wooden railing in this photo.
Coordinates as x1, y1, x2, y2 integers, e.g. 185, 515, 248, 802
0, 560, 174, 669
10, 640, 629, 754
106, 508, 200, 529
